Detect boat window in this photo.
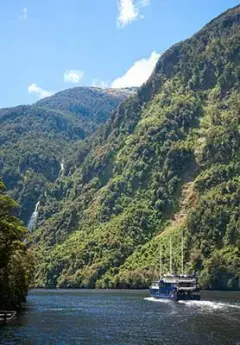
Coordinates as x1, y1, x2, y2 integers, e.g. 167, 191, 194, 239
178, 282, 195, 287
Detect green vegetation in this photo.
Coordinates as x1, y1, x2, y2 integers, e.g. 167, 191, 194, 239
0, 180, 33, 310
4, 6, 240, 291
28, 6, 240, 290
0, 87, 133, 225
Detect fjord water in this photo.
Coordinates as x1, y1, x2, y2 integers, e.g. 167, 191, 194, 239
1, 290, 239, 345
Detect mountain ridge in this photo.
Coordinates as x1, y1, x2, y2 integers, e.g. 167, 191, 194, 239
0, 87, 135, 224
4, 5, 240, 290
29, 5, 240, 289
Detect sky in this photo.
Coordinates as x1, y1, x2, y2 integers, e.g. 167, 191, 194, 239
0, 0, 239, 107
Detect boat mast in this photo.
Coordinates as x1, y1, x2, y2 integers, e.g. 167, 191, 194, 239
159, 243, 162, 279
170, 237, 172, 274
181, 230, 184, 276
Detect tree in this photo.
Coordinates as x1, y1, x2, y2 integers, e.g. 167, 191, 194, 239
0, 180, 34, 310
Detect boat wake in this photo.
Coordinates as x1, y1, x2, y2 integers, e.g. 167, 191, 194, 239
144, 297, 172, 304
144, 298, 240, 310
178, 300, 240, 310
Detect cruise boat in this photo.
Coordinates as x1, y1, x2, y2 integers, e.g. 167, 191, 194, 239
149, 233, 200, 301
149, 274, 200, 301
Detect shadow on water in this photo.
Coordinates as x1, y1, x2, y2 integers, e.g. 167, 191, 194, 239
0, 290, 239, 345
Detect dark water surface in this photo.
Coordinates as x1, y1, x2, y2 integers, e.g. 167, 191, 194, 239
0, 290, 240, 345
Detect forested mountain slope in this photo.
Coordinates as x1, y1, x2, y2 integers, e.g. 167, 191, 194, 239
31, 5, 240, 290
0, 87, 134, 225
36, 87, 137, 124
0, 179, 33, 309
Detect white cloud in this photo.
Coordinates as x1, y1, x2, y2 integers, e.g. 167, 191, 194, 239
64, 70, 84, 84
91, 79, 109, 89
18, 8, 28, 20
111, 51, 160, 88
28, 83, 53, 99
117, 0, 151, 28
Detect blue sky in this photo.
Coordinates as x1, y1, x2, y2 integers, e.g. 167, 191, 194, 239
0, 0, 239, 107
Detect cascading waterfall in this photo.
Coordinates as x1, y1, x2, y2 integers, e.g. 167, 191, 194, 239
28, 201, 40, 232
58, 159, 64, 179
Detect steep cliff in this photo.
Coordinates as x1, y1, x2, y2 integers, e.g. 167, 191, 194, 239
28, 6, 240, 289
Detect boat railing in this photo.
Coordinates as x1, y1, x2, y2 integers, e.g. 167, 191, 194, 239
0, 311, 16, 323
177, 286, 197, 291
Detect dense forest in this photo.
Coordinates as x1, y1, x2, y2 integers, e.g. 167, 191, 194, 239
26, 5, 240, 290
0, 87, 135, 225
2, 6, 240, 293
0, 180, 33, 309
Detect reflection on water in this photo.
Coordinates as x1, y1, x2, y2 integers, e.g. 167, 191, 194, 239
0, 290, 239, 345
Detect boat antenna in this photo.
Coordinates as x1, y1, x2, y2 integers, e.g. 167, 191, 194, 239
159, 242, 162, 279
170, 237, 172, 274
181, 230, 184, 276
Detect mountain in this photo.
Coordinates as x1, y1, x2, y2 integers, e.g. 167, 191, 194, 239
29, 6, 240, 290
36, 87, 137, 124
0, 87, 135, 225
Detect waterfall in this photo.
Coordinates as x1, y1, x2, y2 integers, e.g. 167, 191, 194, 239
28, 201, 40, 232
58, 159, 64, 179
